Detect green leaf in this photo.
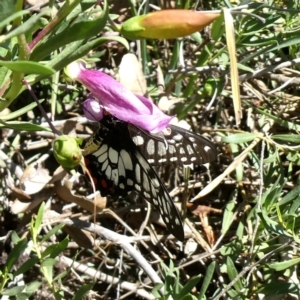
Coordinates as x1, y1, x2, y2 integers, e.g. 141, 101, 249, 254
286, 151, 300, 166
0, 9, 29, 32
257, 282, 300, 295
288, 196, 300, 215
177, 275, 201, 299
41, 258, 56, 282
23, 281, 42, 295
263, 151, 278, 164
237, 63, 254, 72
222, 133, 257, 144
41, 258, 57, 268
152, 283, 164, 298
0, 99, 45, 121
33, 202, 45, 237
0, 0, 18, 23
72, 283, 95, 300
210, 13, 224, 41
51, 36, 129, 71
257, 208, 293, 237
241, 36, 300, 65
226, 256, 243, 292
0, 64, 11, 89
229, 143, 243, 182
279, 185, 300, 207
13, 256, 39, 277
16, 292, 34, 300
272, 134, 300, 143
222, 191, 237, 234
256, 108, 300, 131
0, 61, 55, 75
268, 258, 300, 271
11, 231, 21, 244
42, 237, 69, 259
198, 261, 216, 300
31, 0, 108, 61
181, 295, 197, 300
0, 9, 52, 44
25, 35, 129, 87
1, 286, 24, 296
227, 288, 238, 298
5, 238, 27, 272
40, 223, 65, 243
0, 120, 51, 132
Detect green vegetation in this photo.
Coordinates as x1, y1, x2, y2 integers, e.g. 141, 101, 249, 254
1, 0, 300, 299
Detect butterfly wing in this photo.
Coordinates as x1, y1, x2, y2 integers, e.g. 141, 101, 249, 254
128, 123, 217, 166
84, 116, 184, 240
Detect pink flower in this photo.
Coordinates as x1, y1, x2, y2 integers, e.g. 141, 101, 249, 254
66, 61, 173, 133
83, 95, 104, 121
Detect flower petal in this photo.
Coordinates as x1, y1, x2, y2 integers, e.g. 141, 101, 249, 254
83, 96, 104, 121
67, 61, 174, 133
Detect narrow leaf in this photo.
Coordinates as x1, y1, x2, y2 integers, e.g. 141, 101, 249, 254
198, 261, 216, 299
0, 61, 55, 75
226, 256, 243, 292
224, 8, 241, 125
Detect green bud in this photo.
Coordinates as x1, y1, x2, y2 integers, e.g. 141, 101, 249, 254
120, 9, 220, 40
53, 136, 83, 170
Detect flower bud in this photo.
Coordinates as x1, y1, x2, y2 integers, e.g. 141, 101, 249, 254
83, 97, 104, 121
53, 136, 83, 170
120, 9, 220, 39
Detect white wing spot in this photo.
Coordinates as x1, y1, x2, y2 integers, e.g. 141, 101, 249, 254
108, 148, 118, 164
168, 145, 176, 154
135, 164, 141, 183
157, 142, 167, 156
173, 134, 183, 142
179, 147, 185, 154
93, 144, 108, 157
111, 169, 119, 185
105, 165, 112, 179
152, 178, 160, 188
133, 135, 144, 146
146, 139, 155, 155
151, 185, 157, 198
127, 179, 134, 186
143, 192, 150, 198
153, 198, 159, 205
142, 172, 150, 192
204, 145, 212, 152
148, 158, 155, 164
119, 183, 125, 189
118, 159, 126, 177
158, 158, 167, 163
187, 144, 194, 155
120, 150, 133, 170
135, 184, 141, 192
101, 159, 108, 171
181, 157, 188, 162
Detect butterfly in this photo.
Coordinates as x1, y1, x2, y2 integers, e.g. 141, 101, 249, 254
83, 114, 217, 240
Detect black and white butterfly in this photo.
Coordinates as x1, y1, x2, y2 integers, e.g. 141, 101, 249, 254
83, 114, 217, 240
